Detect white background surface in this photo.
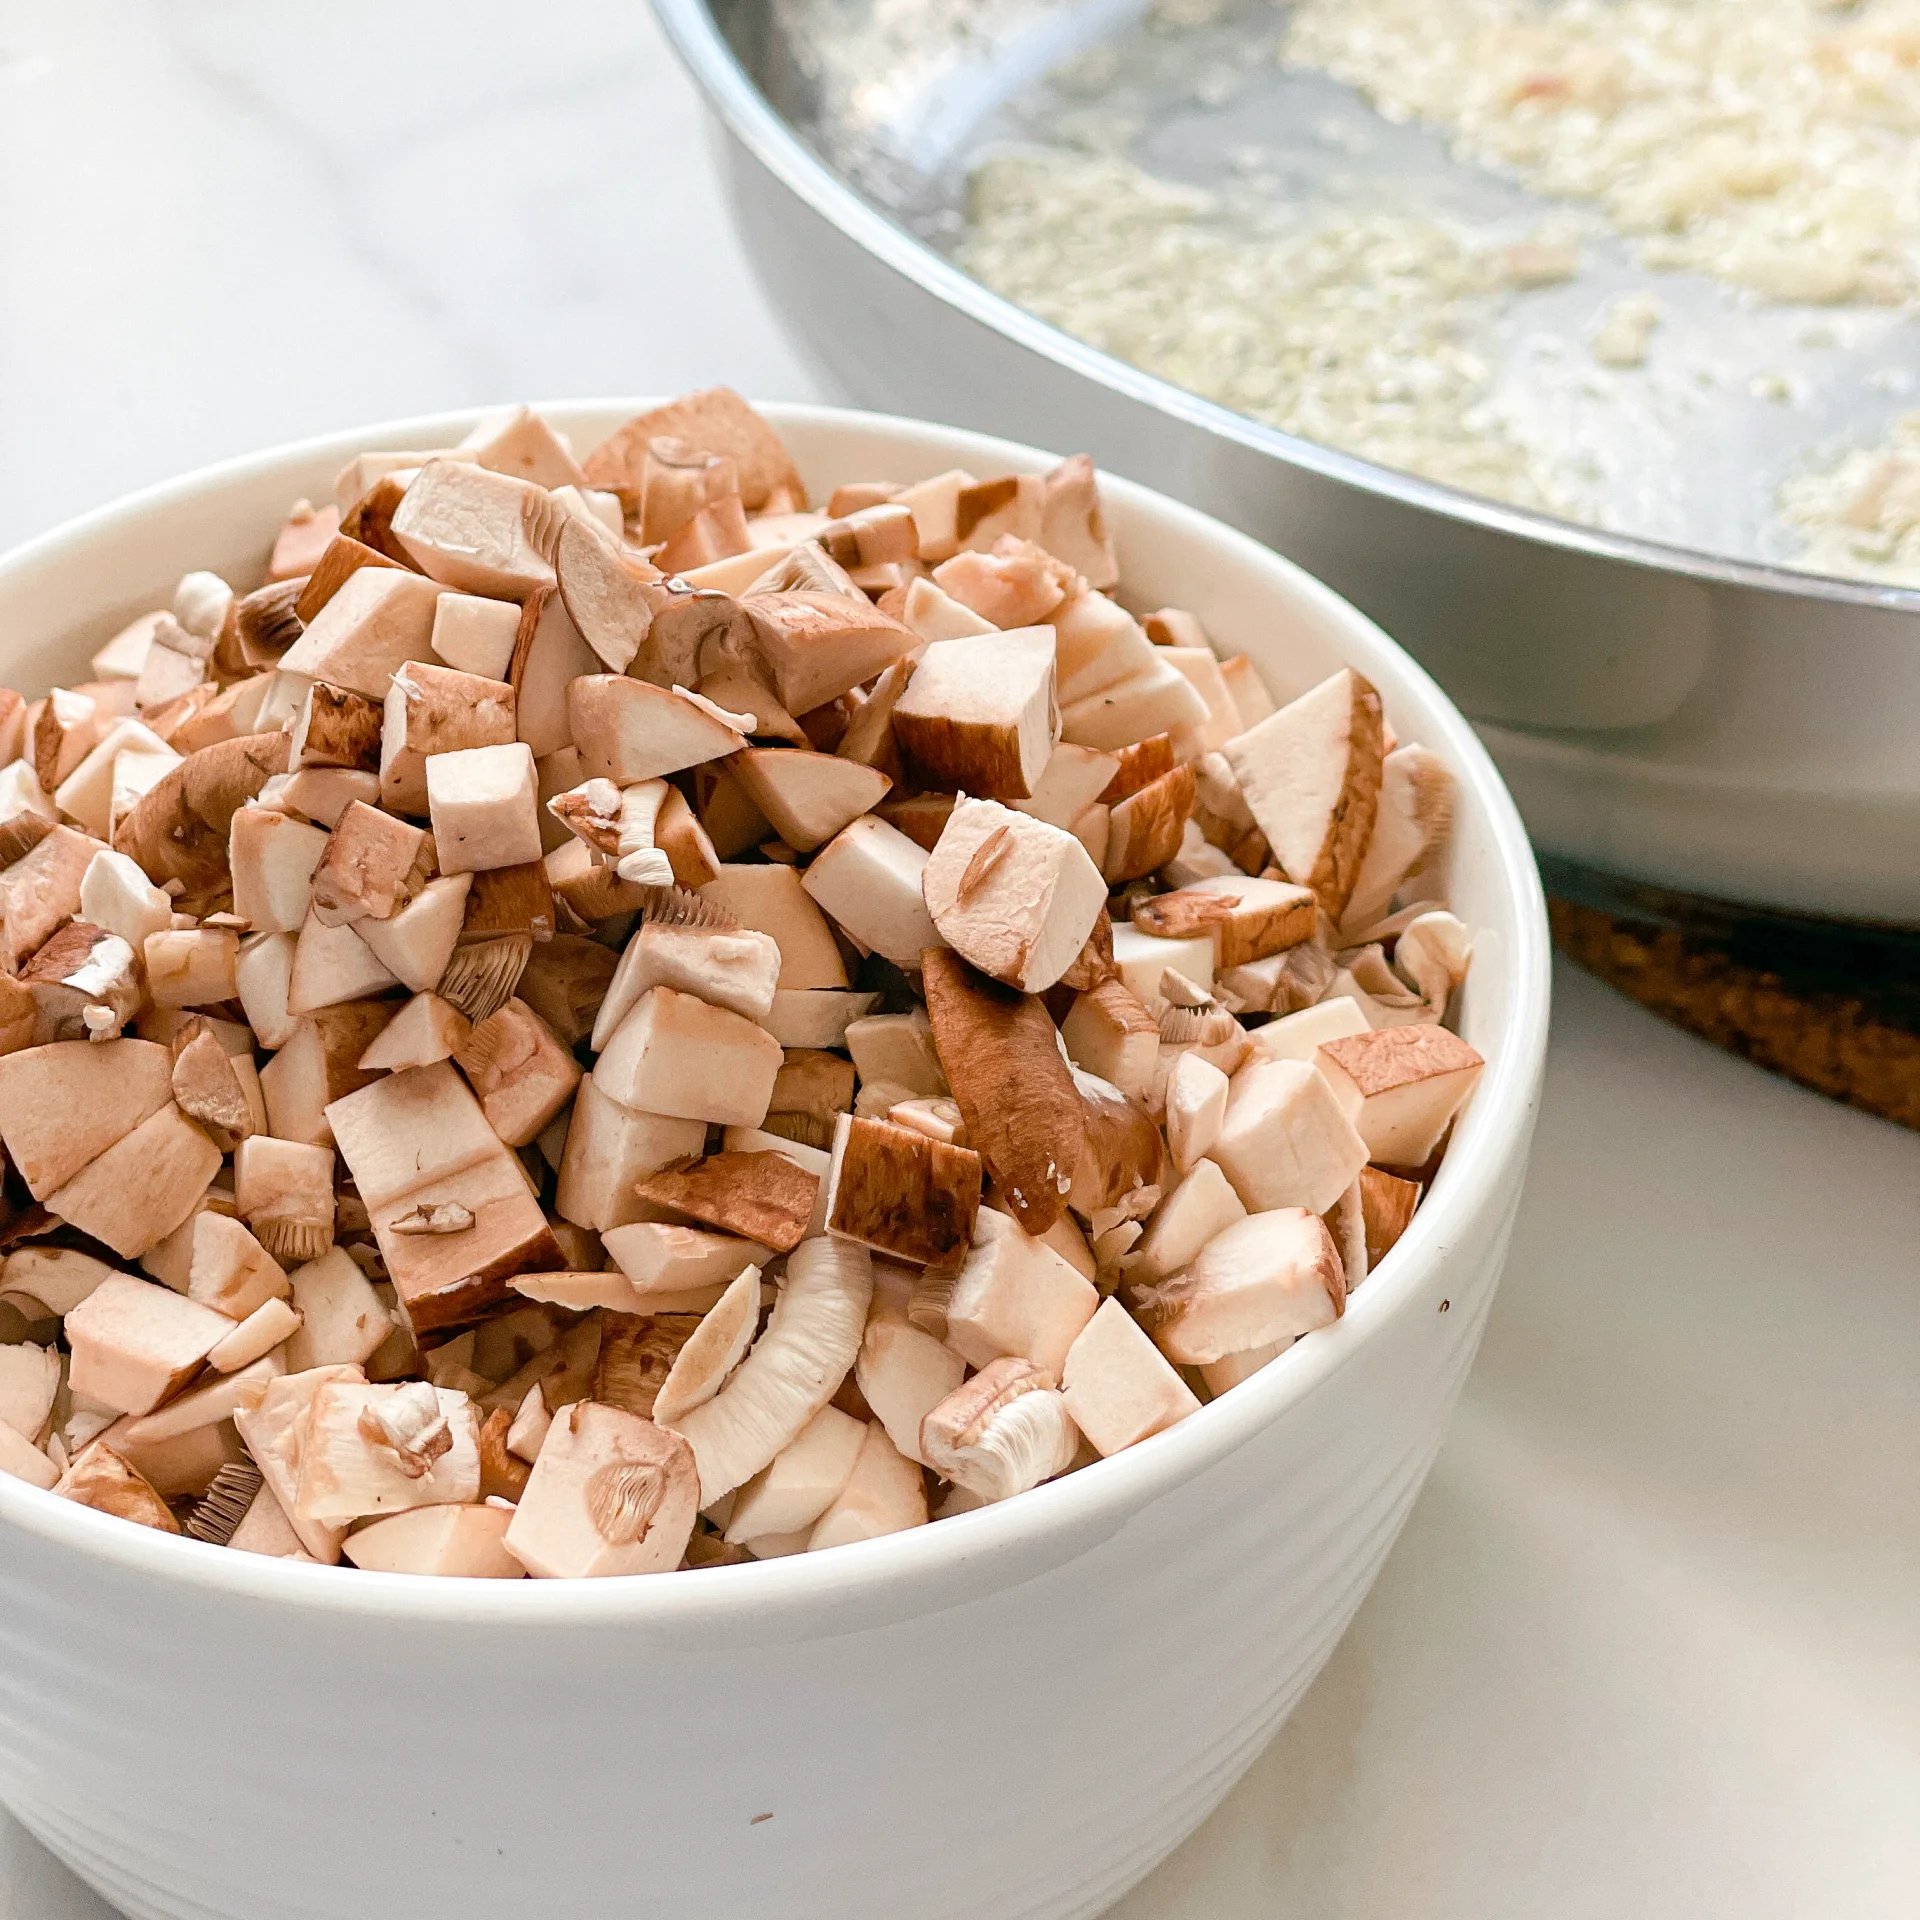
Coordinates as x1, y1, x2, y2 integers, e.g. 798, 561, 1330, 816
0, 3, 1915, 1915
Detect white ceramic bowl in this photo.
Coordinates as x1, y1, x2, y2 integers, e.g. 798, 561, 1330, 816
0, 404, 1549, 1920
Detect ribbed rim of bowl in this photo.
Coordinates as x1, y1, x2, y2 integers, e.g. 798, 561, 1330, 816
650, 0, 1920, 619
0, 400, 1551, 1625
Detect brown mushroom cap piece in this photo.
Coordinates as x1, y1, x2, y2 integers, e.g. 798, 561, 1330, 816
921, 949, 1085, 1236
636, 1151, 819, 1255
824, 1113, 982, 1268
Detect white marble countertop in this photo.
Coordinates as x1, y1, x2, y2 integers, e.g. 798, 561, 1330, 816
0, 5, 1915, 1917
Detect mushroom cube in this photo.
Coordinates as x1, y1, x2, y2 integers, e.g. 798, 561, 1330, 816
228, 808, 329, 933
343, 1501, 524, 1577
286, 913, 399, 1014
554, 1078, 707, 1232
854, 1316, 966, 1468
740, 591, 917, 714
701, 863, 848, 990
1059, 656, 1208, 751
0, 1423, 57, 1491
206, 1296, 303, 1374
351, 871, 471, 992
806, 1418, 928, 1549
723, 1403, 867, 1543
727, 748, 891, 853
230, 1363, 364, 1563
1164, 1049, 1230, 1173
78, 846, 173, 950
1061, 978, 1160, 1100
800, 815, 944, 974
1059, 1295, 1200, 1455
1115, 931, 1215, 1015
325, 1061, 501, 1210
187, 1212, 289, 1320
0, 1038, 173, 1198
378, 660, 518, 815
892, 628, 1058, 801
0, 825, 107, 972
426, 742, 542, 874
1129, 1158, 1247, 1284
595, 987, 782, 1127
47, 1102, 224, 1258
460, 403, 586, 488
54, 1441, 180, 1532
504, 1400, 699, 1578
843, 1009, 947, 1099
1207, 1056, 1368, 1217
0, 1342, 61, 1443
1358, 1165, 1422, 1267
388, 460, 552, 600
370, 1150, 558, 1332
1245, 997, 1370, 1065
1132, 874, 1317, 969
1134, 1207, 1344, 1365
64, 1274, 235, 1415
452, 998, 582, 1148
1315, 1026, 1485, 1167
922, 797, 1105, 995
945, 1206, 1098, 1379
289, 682, 383, 773
144, 928, 240, 1007
1100, 765, 1196, 886
600, 1220, 776, 1301
824, 1113, 982, 1266
1223, 668, 1385, 919
358, 991, 470, 1071
284, 1246, 393, 1371
233, 1135, 337, 1266
308, 801, 428, 925
295, 1378, 481, 1525
1014, 741, 1121, 831
567, 677, 748, 785
278, 568, 444, 700
428, 593, 522, 683
760, 989, 877, 1051
588, 904, 782, 1049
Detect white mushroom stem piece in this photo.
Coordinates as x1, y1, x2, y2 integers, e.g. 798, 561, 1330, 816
662, 1234, 873, 1505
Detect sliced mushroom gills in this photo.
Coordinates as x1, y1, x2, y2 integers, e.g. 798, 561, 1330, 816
0, 390, 1482, 1575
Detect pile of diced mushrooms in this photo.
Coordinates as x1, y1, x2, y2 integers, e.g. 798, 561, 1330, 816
0, 390, 1481, 1577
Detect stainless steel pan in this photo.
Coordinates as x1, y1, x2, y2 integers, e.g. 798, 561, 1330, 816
656, 0, 1920, 922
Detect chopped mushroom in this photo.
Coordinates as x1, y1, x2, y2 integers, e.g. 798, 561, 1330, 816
0, 394, 1475, 1573
919, 1357, 1080, 1504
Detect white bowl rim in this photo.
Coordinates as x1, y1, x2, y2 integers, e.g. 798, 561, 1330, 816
0, 399, 1550, 1625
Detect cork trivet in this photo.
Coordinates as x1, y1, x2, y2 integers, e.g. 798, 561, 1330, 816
1543, 860, 1920, 1130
